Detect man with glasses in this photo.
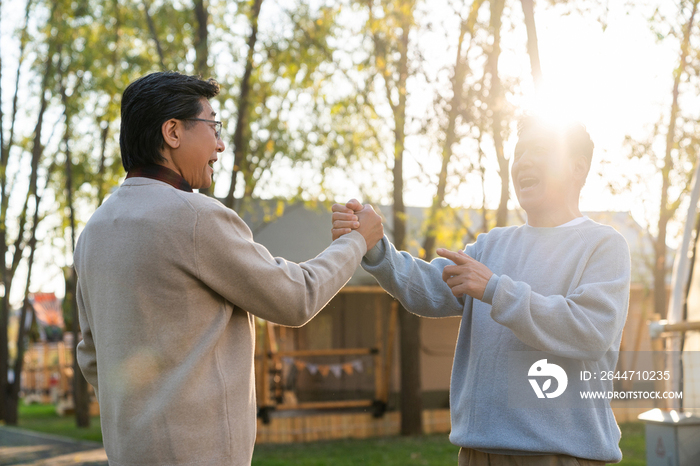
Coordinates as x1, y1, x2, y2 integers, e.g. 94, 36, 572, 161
74, 71, 384, 466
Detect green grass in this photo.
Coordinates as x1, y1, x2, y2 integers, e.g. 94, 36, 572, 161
619, 422, 647, 466
12, 404, 647, 465
251, 422, 648, 466
252, 434, 458, 466
16, 401, 103, 443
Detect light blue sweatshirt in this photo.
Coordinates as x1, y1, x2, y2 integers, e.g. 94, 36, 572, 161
362, 219, 631, 462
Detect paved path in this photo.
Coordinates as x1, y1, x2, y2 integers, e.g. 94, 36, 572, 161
0, 426, 107, 466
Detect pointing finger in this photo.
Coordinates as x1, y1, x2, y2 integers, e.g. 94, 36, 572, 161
436, 248, 471, 265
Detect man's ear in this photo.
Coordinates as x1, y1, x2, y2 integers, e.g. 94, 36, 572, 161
161, 119, 182, 149
573, 155, 590, 186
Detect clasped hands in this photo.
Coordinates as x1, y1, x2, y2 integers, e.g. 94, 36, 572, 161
330, 199, 384, 252
331, 199, 493, 301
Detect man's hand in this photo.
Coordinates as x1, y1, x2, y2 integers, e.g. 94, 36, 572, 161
331, 199, 383, 251
331, 199, 362, 240
437, 248, 494, 301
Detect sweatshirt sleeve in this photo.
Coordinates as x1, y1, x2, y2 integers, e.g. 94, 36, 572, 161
485, 232, 631, 360
76, 279, 99, 397
360, 236, 464, 318
194, 203, 367, 327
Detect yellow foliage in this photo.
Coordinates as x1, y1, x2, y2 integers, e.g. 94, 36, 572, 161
275, 200, 285, 218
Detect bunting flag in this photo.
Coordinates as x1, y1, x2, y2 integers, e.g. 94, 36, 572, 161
281, 356, 364, 378
330, 365, 342, 378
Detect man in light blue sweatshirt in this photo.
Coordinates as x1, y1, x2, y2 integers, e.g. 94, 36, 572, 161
332, 117, 631, 465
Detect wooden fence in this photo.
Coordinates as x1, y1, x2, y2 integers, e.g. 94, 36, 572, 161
255, 409, 451, 443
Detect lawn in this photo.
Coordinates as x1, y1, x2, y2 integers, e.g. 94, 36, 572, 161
617, 422, 646, 466
13, 404, 647, 465
15, 402, 103, 443
252, 434, 458, 466
251, 423, 647, 465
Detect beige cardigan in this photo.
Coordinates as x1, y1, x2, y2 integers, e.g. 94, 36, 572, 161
75, 177, 366, 466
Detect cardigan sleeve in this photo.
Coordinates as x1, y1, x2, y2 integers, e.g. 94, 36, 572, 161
193, 203, 367, 327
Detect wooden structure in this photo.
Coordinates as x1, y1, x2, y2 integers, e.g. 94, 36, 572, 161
21, 341, 73, 403
256, 409, 450, 444
20, 340, 99, 415
256, 286, 398, 422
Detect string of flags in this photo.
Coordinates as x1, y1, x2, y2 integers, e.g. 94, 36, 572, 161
282, 357, 364, 378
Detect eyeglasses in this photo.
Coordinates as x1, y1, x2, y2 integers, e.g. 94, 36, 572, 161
184, 118, 223, 140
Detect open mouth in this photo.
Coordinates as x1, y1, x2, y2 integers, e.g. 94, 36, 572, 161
519, 177, 540, 190
208, 160, 215, 168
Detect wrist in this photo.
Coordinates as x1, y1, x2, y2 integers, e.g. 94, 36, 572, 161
363, 236, 386, 264
481, 274, 499, 304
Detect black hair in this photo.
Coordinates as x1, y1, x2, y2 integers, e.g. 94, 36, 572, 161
119, 72, 220, 171
517, 115, 594, 164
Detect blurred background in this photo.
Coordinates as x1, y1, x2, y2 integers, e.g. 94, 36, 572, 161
1, 0, 699, 464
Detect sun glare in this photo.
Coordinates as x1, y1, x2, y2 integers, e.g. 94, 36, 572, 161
524, 85, 586, 133
518, 78, 625, 214
511, 3, 676, 217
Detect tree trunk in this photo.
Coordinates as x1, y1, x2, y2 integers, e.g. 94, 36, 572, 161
68, 170, 90, 428
520, 0, 542, 88
193, 0, 209, 77
367, 0, 422, 435
4, 69, 48, 423
488, 0, 508, 227
225, 0, 264, 210
0, 0, 5, 421
4, 303, 27, 425
95, 0, 119, 205
96, 124, 110, 206
6, 184, 43, 425
194, 0, 217, 197
0, 11, 44, 417
0, 0, 4, 160
62, 94, 90, 427
143, 0, 166, 70
421, 1, 484, 259
655, 0, 698, 318
392, 0, 422, 436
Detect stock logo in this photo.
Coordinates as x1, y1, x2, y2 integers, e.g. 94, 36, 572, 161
528, 359, 568, 399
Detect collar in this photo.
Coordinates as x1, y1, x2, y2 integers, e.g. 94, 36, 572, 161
555, 216, 589, 228
126, 165, 193, 193
525, 216, 589, 228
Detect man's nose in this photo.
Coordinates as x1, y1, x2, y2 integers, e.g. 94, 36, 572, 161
516, 151, 535, 166
216, 138, 225, 152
